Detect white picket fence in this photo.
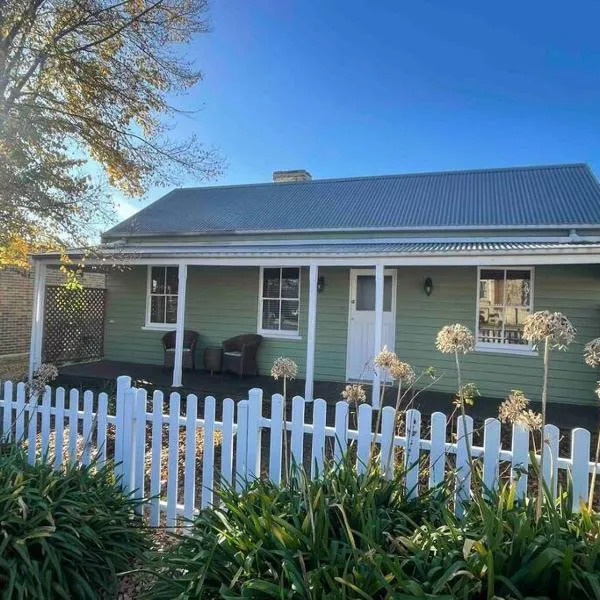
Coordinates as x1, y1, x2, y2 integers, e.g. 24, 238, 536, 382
0, 375, 597, 524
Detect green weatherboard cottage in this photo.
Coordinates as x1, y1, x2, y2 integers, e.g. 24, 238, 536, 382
31, 164, 600, 406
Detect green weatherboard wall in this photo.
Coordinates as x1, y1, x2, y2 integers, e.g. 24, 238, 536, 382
103, 264, 600, 405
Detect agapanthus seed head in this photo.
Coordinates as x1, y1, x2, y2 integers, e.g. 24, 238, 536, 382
436, 324, 475, 354
498, 390, 542, 430
271, 357, 298, 381
584, 338, 600, 368
28, 363, 59, 398
389, 359, 416, 384
373, 345, 397, 370
520, 410, 543, 431
341, 384, 367, 404
498, 390, 529, 424
522, 311, 575, 350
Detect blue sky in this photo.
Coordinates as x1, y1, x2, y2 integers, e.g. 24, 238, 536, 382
115, 0, 600, 220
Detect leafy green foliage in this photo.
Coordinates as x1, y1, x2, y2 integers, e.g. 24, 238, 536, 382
0, 444, 149, 599
148, 455, 600, 600
147, 455, 449, 599
0, 0, 222, 266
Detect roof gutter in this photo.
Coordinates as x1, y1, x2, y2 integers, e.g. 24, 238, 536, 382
101, 223, 600, 241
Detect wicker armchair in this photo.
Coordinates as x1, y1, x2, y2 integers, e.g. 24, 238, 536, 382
162, 330, 199, 371
222, 334, 263, 377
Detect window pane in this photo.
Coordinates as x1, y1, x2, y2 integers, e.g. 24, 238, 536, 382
479, 269, 504, 306
151, 267, 166, 294
505, 270, 531, 306
150, 295, 165, 323
262, 299, 280, 330
478, 305, 504, 343
356, 275, 392, 311
263, 268, 281, 298
166, 267, 179, 295
281, 268, 300, 299
504, 307, 529, 344
165, 295, 178, 324
281, 300, 299, 331
479, 269, 532, 344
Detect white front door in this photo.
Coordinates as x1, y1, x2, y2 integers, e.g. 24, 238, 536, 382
346, 269, 397, 381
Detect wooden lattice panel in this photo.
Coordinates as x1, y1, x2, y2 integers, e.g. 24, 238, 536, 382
42, 286, 106, 363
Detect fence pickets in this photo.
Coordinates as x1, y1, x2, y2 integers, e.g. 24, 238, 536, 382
1, 375, 600, 526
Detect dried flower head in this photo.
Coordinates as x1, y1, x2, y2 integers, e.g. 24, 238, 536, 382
498, 390, 529, 423
389, 359, 416, 384
373, 345, 397, 371
498, 390, 542, 430
453, 382, 479, 408
584, 338, 600, 368
435, 324, 475, 354
522, 311, 575, 350
520, 410, 543, 431
271, 357, 298, 381
28, 363, 58, 398
595, 381, 600, 402
341, 384, 367, 404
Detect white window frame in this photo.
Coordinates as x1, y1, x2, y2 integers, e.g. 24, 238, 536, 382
257, 267, 302, 340
143, 265, 179, 330
475, 266, 536, 356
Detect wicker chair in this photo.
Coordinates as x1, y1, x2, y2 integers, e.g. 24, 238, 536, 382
162, 330, 199, 371
222, 334, 263, 377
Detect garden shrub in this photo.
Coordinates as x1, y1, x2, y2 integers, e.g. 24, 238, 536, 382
148, 456, 600, 600
147, 455, 449, 599
0, 443, 149, 599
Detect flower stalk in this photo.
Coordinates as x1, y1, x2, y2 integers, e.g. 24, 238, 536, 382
271, 357, 298, 482
584, 339, 600, 511
436, 324, 476, 481
522, 311, 575, 521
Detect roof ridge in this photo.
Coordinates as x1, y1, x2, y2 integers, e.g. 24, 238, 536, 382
170, 162, 590, 193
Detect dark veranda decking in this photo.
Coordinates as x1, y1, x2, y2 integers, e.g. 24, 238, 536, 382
56, 359, 598, 430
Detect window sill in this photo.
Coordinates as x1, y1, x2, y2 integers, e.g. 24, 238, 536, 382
475, 343, 538, 357
141, 325, 176, 332
258, 330, 302, 341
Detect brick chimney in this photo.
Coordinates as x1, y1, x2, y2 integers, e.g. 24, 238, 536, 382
272, 169, 312, 183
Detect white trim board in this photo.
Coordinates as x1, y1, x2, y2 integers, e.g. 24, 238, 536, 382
34, 251, 600, 268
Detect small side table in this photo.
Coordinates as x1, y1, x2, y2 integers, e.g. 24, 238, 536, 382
203, 347, 222, 375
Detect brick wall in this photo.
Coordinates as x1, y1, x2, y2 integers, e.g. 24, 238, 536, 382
0, 268, 105, 358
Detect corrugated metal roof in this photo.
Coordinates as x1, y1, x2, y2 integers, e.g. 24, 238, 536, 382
105, 164, 600, 237
89, 240, 600, 259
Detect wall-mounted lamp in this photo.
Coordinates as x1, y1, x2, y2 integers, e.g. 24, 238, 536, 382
424, 276, 433, 296
317, 275, 325, 293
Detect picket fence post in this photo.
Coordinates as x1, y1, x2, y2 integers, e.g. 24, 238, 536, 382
121, 387, 137, 494
54, 388, 65, 470
404, 409, 421, 498
246, 388, 263, 480
235, 400, 249, 492
482, 418, 501, 496
201, 396, 216, 509
380, 406, 396, 480
221, 398, 235, 488
268, 394, 284, 484
114, 375, 132, 481
356, 403, 372, 474
571, 428, 591, 512
455, 414, 473, 517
